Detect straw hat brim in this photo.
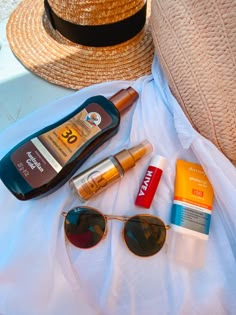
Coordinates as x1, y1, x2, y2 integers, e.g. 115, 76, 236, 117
7, 0, 154, 90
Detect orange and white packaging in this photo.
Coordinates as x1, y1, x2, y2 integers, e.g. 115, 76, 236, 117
169, 159, 214, 268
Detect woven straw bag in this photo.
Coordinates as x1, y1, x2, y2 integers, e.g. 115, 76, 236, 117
150, 0, 236, 165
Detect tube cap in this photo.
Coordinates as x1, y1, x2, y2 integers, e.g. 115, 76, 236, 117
109, 87, 139, 112
168, 229, 207, 269
149, 155, 166, 170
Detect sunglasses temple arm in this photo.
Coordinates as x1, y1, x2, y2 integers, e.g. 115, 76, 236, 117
61, 211, 128, 221
106, 216, 171, 230
98, 214, 172, 229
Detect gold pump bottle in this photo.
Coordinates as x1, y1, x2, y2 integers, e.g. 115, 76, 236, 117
69, 140, 153, 202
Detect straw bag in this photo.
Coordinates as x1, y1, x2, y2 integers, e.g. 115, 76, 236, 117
150, 0, 236, 165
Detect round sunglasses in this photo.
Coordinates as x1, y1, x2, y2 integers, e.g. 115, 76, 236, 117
62, 206, 170, 257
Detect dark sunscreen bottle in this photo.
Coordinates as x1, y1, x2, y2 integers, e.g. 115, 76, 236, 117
0, 87, 138, 200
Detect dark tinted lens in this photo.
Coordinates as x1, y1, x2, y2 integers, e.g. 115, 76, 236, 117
124, 215, 166, 257
64, 207, 106, 248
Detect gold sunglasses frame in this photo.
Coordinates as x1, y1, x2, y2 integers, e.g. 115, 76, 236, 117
62, 206, 170, 257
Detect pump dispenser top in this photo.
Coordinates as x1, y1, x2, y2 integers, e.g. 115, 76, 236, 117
114, 140, 153, 172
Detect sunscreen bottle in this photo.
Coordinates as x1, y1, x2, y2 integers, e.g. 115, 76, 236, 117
0, 87, 138, 200
169, 159, 214, 268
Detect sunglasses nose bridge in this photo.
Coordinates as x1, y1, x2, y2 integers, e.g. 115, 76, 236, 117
106, 215, 129, 222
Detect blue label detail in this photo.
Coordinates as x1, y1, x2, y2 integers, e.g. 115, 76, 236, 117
171, 203, 211, 235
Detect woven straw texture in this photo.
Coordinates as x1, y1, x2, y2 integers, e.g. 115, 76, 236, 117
150, 0, 236, 165
48, 0, 145, 24
6, 0, 154, 90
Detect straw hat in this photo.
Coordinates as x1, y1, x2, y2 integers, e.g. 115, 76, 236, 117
150, 0, 236, 165
6, 0, 154, 90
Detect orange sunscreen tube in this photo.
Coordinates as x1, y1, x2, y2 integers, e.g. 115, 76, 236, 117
170, 160, 214, 267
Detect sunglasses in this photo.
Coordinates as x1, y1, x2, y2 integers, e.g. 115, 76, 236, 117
62, 206, 170, 257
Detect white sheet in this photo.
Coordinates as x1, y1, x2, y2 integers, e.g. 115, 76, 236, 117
0, 56, 235, 315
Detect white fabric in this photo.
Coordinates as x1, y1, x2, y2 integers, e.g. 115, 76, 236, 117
0, 0, 21, 22
0, 56, 236, 315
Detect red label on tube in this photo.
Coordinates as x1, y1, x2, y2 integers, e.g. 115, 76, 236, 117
135, 155, 166, 209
